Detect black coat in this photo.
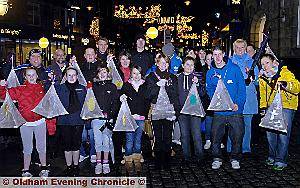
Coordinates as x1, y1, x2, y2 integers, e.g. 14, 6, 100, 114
15, 64, 49, 84
92, 80, 120, 120
131, 50, 154, 76
80, 61, 103, 82
120, 81, 150, 117
145, 72, 180, 117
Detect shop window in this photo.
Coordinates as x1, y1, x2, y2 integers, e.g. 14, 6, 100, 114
298, 0, 300, 48
27, 2, 41, 26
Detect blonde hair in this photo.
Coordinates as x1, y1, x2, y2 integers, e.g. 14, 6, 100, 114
233, 39, 247, 48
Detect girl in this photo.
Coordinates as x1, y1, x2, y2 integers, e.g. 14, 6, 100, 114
117, 51, 131, 83
145, 52, 180, 169
259, 54, 300, 170
120, 65, 149, 173
92, 65, 119, 175
177, 56, 204, 161
56, 67, 87, 176
0, 67, 48, 177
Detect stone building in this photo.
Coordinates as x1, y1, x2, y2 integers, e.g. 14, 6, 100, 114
243, 0, 300, 58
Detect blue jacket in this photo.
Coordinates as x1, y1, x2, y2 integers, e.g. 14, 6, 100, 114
55, 83, 87, 126
206, 59, 246, 116
146, 52, 182, 75
231, 53, 258, 114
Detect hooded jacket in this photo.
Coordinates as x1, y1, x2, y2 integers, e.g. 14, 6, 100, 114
206, 59, 246, 115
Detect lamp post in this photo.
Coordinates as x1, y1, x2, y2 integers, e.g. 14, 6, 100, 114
67, 0, 80, 56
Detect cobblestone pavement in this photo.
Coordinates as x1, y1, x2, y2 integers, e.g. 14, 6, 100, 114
1, 128, 300, 188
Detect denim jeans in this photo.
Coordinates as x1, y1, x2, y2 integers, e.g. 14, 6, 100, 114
125, 120, 145, 156
227, 115, 253, 153
267, 109, 295, 167
179, 114, 203, 159
80, 125, 96, 156
205, 116, 213, 140
211, 114, 244, 161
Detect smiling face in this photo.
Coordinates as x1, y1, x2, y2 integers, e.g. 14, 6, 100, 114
183, 60, 195, 74
198, 50, 206, 60
29, 53, 42, 68
25, 69, 38, 84
98, 68, 109, 81
120, 55, 130, 68
131, 67, 142, 81
246, 46, 256, 57
97, 39, 108, 53
54, 49, 65, 64
234, 42, 246, 56
261, 56, 274, 73
213, 49, 225, 67
205, 54, 213, 66
136, 38, 145, 49
156, 56, 169, 72
66, 69, 78, 83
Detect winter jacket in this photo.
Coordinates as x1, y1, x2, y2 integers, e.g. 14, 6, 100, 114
0, 81, 45, 122
120, 81, 150, 117
131, 50, 154, 76
231, 53, 259, 114
15, 64, 49, 84
47, 61, 69, 82
177, 72, 206, 109
206, 59, 246, 115
55, 83, 86, 126
92, 80, 120, 120
79, 61, 102, 82
145, 71, 180, 117
259, 66, 300, 110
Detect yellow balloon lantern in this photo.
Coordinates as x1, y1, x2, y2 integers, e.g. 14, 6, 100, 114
39, 37, 49, 49
146, 27, 158, 39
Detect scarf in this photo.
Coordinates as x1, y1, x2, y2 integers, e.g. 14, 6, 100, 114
129, 79, 145, 92
121, 67, 131, 82
155, 68, 170, 80
65, 80, 81, 114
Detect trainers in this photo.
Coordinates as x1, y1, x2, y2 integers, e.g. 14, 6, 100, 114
39, 170, 49, 178
79, 155, 89, 163
22, 170, 33, 178
95, 163, 102, 174
273, 165, 285, 171
103, 163, 110, 174
265, 159, 275, 166
231, 160, 240, 169
221, 143, 225, 149
204, 140, 211, 149
212, 160, 222, 169
90, 155, 97, 163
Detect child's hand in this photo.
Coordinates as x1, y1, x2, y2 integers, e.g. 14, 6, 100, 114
157, 79, 167, 87
120, 94, 127, 102
0, 80, 7, 87
69, 55, 77, 66
232, 104, 239, 112
192, 76, 198, 83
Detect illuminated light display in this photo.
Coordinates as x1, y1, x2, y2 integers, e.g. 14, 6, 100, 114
146, 27, 158, 39
89, 17, 99, 41
0, 28, 21, 35
39, 37, 49, 49
202, 30, 209, 46
0, 0, 11, 16
232, 0, 241, 5
114, 4, 161, 19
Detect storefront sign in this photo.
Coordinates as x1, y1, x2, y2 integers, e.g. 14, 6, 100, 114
52, 34, 74, 40
0, 28, 21, 35
81, 38, 89, 45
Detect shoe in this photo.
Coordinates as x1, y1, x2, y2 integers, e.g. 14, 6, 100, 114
65, 166, 73, 177
79, 155, 89, 163
212, 160, 222, 169
90, 155, 97, 163
73, 165, 79, 176
172, 140, 181, 145
221, 143, 225, 149
103, 163, 110, 174
22, 170, 33, 178
231, 160, 240, 169
39, 170, 49, 178
265, 159, 275, 166
133, 153, 143, 172
273, 165, 285, 171
204, 140, 211, 150
95, 163, 102, 175
124, 155, 133, 174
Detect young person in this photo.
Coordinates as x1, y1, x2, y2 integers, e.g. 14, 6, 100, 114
91, 65, 119, 175
120, 65, 149, 173
259, 54, 300, 170
145, 53, 180, 169
117, 51, 132, 83
56, 67, 87, 176
0, 67, 48, 177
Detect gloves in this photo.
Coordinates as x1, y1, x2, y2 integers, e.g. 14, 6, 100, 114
132, 114, 145, 120
120, 94, 127, 102
156, 79, 167, 87
87, 81, 93, 89
166, 116, 176, 121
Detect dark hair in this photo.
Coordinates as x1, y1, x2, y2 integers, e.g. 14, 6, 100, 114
261, 53, 276, 61
212, 45, 224, 52
98, 37, 109, 44
155, 52, 170, 64
118, 51, 132, 65
23, 66, 38, 78
131, 65, 143, 74
96, 64, 109, 73
205, 50, 213, 55
65, 67, 78, 75
247, 43, 256, 49
183, 56, 196, 64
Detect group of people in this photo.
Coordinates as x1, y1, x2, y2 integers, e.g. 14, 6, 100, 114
0, 35, 299, 178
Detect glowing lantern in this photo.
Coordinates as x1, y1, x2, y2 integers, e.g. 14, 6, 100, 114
39, 37, 49, 49
146, 27, 158, 39
0, 0, 9, 16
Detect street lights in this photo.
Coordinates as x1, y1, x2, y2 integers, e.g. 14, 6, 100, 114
67, 0, 80, 56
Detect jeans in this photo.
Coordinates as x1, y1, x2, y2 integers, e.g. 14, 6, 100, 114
92, 119, 112, 152
205, 116, 213, 140
179, 115, 203, 159
227, 115, 253, 153
125, 120, 145, 156
152, 119, 173, 154
80, 125, 96, 156
267, 109, 295, 167
172, 121, 181, 142
211, 115, 244, 161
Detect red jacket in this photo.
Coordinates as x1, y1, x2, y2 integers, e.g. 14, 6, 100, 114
0, 81, 45, 122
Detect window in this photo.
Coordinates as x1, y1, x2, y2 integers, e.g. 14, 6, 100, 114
27, 2, 41, 26
297, 0, 300, 47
